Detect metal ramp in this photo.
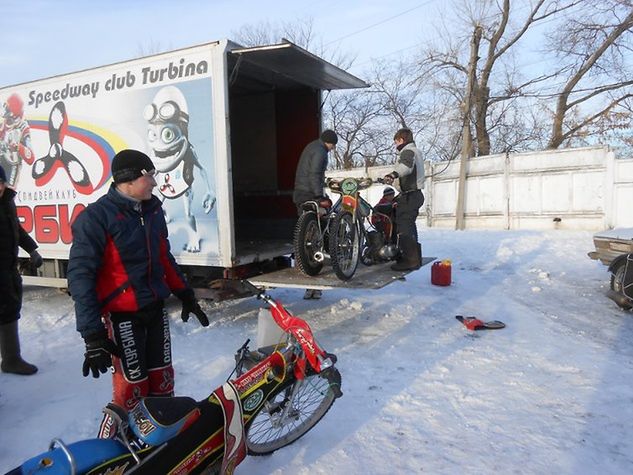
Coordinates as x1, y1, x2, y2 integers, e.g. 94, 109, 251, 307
249, 257, 436, 290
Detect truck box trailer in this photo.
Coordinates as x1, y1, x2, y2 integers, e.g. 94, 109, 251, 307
0, 39, 368, 295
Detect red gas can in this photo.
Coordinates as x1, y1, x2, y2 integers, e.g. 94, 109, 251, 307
431, 260, 452, 286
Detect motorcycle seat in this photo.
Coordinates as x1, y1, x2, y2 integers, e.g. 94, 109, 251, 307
128, 396, 201, 446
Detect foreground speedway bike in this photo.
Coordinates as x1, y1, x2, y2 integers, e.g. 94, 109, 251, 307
7, 281, 342, 475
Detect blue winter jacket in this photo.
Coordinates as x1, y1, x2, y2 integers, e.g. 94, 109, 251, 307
68, 184, 189, 339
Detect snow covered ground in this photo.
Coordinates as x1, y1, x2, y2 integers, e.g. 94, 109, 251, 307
2, 228, 633, 474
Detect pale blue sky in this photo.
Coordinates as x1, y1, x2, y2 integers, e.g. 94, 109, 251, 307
0, 0, 441, 87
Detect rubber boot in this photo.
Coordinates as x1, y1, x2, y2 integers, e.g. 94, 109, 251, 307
391, 235, 420, 271
0, 321, 38, 375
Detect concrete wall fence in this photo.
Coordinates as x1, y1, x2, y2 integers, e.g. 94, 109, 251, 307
326, 146, 633, 231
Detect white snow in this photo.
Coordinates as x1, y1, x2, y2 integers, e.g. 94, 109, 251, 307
2, 228, 633, 474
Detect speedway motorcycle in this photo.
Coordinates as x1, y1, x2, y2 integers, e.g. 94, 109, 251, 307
6, 281, 342, 475
327, 177, 398, 281
293, 177, 399, 281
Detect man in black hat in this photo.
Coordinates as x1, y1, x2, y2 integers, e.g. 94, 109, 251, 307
292, 130, 338, 299
0, 164, 42, 375
67, 149, 210, 439
292, 129, 338, 212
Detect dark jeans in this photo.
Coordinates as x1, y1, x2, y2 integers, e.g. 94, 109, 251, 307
395, 190, 424, 241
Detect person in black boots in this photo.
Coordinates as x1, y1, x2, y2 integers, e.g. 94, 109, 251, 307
383, 128, 425, 271
0, 164, 42, 375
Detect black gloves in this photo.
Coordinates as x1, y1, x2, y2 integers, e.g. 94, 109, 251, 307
178, 289, 209, 327
29, 250, 43, 268
82, 331, 121, 378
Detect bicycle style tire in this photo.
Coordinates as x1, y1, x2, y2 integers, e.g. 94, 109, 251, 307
246, 369, 341, 455
329, 211, 360, 281
293, 212, 324, 276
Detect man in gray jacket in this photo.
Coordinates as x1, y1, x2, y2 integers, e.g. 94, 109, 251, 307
292, 129, 338, 211
384, 127, 425, 271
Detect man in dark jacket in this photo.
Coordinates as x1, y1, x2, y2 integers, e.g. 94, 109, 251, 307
0, 164, 42, 375
292, 129, 338, 211
384, 128, 425, 271
67, 149, 209, 438
293, 130, 337, 299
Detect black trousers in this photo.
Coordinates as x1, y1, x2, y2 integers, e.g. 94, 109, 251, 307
395, 190, 424, 241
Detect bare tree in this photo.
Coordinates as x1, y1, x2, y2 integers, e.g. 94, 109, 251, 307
421, 0, 580, 156
325, 90, 390, 170
546, 0, 633, 148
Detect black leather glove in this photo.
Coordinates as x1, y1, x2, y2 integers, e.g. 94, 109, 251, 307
82, 331, 121, 378
178, 289, 209, 327
29, 250, 43, 268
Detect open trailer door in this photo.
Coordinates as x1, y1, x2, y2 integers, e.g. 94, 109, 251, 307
225, 40, 368, 270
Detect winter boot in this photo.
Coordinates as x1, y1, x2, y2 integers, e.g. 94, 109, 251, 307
0, 321, 38, 375
391, 235, 420, 271
303, 289, 323, 300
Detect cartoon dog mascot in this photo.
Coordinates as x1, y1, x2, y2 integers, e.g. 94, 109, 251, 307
144, 86, 215, 252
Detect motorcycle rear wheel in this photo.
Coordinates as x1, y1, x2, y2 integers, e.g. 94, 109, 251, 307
294, 212, 324, 276
329, 211, 360, 281
246, 369, 340, 455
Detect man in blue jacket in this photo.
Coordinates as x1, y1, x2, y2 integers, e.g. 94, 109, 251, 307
67, 149, 209, 438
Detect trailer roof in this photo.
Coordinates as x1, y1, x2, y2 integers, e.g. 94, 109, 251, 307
228, 41, 368, 91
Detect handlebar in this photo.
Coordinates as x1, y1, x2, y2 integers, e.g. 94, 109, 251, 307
326, 176, 374, 192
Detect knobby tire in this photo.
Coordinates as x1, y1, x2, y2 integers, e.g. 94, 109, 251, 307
294, 212, 324, 276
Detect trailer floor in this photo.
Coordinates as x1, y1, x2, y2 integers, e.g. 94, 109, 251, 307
250, 257, 436, 290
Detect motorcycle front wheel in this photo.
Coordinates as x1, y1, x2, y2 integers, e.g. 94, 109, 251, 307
246, 369, 341, 455
294, 212, 324, 276
329, 211, 360, 281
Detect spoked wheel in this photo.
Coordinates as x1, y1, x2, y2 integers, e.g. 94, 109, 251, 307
246, 369, 341, 455
329, 211, 360, 281
294, 212, 324, 276
610, 261, 633, 310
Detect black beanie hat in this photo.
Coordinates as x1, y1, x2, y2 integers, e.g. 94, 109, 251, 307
383, 186, 395, 196
0, 164, 6, 183
320, 129, 338, 145
111, 149, 155, 183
